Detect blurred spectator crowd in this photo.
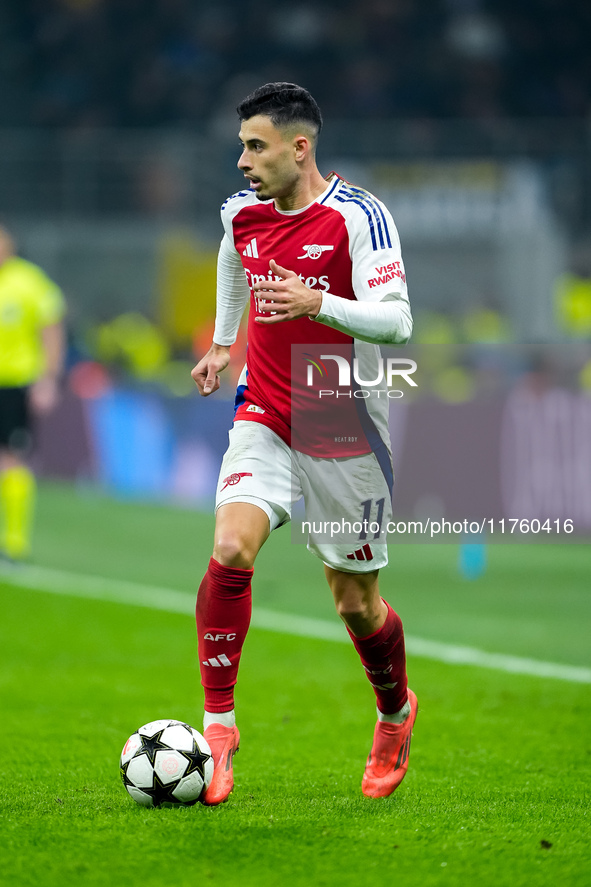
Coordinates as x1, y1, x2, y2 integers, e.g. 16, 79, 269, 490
0, 0, 589, 129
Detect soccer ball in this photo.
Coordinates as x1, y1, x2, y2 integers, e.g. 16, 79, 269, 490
120, 719, 214, 807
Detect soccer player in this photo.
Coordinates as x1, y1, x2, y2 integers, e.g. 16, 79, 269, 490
191, 83, 417, 804
0, 226, 65, 561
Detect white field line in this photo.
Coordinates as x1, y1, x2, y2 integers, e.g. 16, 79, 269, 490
2, 564, 590, 685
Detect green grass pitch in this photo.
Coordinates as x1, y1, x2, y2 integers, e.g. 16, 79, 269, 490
0, 482, 589, 887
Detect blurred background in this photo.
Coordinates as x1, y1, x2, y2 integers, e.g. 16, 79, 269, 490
2, 0, 591, 509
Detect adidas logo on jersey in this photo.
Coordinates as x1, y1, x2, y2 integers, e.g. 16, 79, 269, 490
242, 237, 259, 258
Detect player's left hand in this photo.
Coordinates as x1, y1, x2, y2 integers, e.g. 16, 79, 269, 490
253, 260, 323, 324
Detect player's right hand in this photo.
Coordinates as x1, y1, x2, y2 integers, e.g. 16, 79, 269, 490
191, 343, 231, 396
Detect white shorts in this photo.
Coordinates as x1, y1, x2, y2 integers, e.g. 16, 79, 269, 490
215, 421, 392, 572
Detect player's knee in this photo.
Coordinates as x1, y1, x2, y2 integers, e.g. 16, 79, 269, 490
213, 533, 256, 569
333, 581, 383, 636
337, 600, 382, 637
335, 596, 371, 623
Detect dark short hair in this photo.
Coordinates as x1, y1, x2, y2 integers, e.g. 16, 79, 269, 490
237, 82, 323, 139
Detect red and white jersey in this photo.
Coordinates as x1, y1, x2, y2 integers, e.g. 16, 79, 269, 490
218, 173, 410, 462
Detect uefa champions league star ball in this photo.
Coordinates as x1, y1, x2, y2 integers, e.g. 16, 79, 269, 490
120, 719, 214, 807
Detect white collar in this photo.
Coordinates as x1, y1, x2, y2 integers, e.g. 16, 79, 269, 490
273, 178, 335, 216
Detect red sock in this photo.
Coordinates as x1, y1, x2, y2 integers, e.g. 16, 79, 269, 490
196, 557, 253, 713
347, 600, 408, 715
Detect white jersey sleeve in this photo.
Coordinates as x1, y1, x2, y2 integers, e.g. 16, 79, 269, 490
212, 233, 250, 346
343, 189, 409, 303
315, 181, 412, 343
212, 189, 260, 346
313, 291, 412, 344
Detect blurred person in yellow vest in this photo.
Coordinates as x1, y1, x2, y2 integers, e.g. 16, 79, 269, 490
0, 226, 66, 561
555, 271, 591, 337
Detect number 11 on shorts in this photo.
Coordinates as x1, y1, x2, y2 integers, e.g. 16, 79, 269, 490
359, 498, 385, 540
